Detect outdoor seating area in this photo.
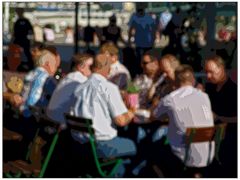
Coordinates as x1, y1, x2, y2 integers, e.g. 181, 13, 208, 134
3, 2, 237, 178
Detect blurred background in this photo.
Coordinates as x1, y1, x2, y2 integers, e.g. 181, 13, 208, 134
2, 2, 237, 76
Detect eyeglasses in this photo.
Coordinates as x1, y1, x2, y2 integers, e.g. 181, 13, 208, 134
142, 61, 153, 65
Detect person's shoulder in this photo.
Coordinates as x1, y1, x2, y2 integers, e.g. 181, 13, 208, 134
226, 77, 237, 89
67, 71, 87, 83
129, 13, 137, 21
105, 80, 119, 91
194, 87, 209, 97
146, 14, 154, 20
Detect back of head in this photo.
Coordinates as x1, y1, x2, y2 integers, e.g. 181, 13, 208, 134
109, 15, 117, 24
92, 54, 111, 74
100, 42, 119, 56
175, 65, 195, 86
37, 50, 56, 66
136, 3, 147, 15
16, 8, 24, 17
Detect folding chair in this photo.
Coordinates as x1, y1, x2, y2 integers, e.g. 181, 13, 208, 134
5, 106, 63, 178
184, 126, 215, 166
64, 113, 123, 178
183, 123, 227, 177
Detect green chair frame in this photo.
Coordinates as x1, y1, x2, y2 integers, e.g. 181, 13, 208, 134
4, 106, 62, 178
65, 113, 123, 178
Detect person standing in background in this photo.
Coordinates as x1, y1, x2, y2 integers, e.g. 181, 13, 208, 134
128, 3, 156, 75
13, 8, 34, 71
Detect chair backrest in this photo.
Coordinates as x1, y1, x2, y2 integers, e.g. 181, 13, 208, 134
184, 126, 215, 167
184, 124, 227, 167
64, 113, 94, 136
185, 126, 215, 144
64, 113, 123, 177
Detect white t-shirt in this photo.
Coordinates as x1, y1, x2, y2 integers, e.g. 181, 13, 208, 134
47, 71, 87, 123
108, 61, 131, 89
108, 61, 131, 81
73, 73, 128, 141
153, 86, 214, 167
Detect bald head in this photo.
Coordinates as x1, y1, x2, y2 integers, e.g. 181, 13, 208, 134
92, 54, 110, 70
175, 65, 195, 87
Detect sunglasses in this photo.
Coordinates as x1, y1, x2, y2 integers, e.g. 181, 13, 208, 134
142, 61, 153, 65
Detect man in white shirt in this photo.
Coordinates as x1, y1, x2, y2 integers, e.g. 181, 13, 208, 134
47, 53, 93, 124
100, 42, 131, 90
152, 65, 214, 177
72, 53, 136, 159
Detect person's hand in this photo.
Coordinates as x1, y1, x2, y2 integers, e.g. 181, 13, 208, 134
129, 107, 137, 114
11, 94, 24, 107
147, 85, 156, 100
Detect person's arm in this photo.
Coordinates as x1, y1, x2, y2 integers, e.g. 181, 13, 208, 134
25, 75, 46, 107
3, 91, 24, 107
218, 116, 237, 123
213, 111, 237, 123
149, 97, 170, 122
108, 85, 134, 127
114, 108, 135, 127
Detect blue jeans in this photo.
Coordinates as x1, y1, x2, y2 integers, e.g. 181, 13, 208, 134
96, 137, 137, 177
96, 137, 137, 158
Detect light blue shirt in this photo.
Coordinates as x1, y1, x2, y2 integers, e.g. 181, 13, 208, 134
21, 67, 49, 117
47, 71, 87, 123
73, 73, 128, 141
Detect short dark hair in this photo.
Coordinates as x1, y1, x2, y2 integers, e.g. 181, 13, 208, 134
142, 51, 158, 62
31, 41, 45, 50
71, 53, 92, 69
175, 65, 195, 85
44, 46, 58, 56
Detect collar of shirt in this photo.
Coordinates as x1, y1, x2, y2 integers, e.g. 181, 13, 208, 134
170, 85, 194, 98
111, 61, 120, 69
66, 71, 87, 83
92, 73, 107, 82
37, 66, 49, 76
109, 61, 120, 76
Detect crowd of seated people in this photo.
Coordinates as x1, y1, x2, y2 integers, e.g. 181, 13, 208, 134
3, 40, 237, 178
